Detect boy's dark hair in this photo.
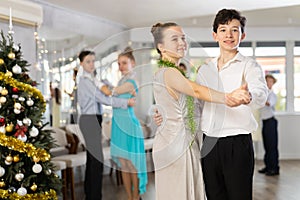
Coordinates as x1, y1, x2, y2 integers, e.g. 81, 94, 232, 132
213, 9, 246, 34
78, 50, 95, 62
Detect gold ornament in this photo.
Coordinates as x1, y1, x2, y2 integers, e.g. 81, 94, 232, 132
13, 155, 20, 162
5, 123, 14, 132
30, 183, 37, 191
5, 154, 13, 162
33, 156, 40, 163
0, 58, 4, 65
0, 180, 5, 188
7, 52, 15, 59
1, 88, 8, 96
5, 71, 13, 78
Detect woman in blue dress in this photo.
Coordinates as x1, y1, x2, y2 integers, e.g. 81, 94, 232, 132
110, 47, 148, 200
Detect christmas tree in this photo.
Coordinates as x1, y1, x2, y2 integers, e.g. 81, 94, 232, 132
0, 31, 61, 199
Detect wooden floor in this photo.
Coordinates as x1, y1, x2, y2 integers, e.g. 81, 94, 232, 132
61, 159, 300, 200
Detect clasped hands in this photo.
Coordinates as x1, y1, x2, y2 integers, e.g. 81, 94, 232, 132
225, 84, 251, 107
100, 84, 136, 107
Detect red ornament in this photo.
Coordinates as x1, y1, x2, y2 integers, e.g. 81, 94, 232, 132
0, 117, 5, 126
12, 87, 19, 93
14, 124, 28, 138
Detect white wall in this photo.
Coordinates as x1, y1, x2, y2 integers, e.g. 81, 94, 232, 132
255, 114, 300, 160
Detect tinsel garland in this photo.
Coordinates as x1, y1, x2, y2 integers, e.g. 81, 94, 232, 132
0, 132, 51, 162
0, 188, 57, 200
158, 59, 196, 137
0, 72, 46, 112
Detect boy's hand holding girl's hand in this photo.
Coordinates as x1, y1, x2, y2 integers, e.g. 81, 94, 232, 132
226, 84, 252, 107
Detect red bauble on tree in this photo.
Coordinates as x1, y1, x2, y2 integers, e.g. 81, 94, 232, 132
0, 117, 5, 126
12, 87, 19, 93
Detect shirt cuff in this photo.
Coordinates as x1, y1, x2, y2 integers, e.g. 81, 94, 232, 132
94, 80, 104, 89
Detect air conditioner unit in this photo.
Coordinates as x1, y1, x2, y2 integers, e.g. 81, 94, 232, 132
0, 0, 43, 27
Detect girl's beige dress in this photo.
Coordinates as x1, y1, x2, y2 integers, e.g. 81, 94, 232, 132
152, 68, 205, 200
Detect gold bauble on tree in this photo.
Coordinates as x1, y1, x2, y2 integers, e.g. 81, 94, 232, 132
5, 123, 14, 132
0, 58, 4, 65
0, 180, 5, 188
33, 156, 40, 163
30, 183, 37, 191
13, 155, 20, 162
8, 51, 15, 59
5, 70, 13, 78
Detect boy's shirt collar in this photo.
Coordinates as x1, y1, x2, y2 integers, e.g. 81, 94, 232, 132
212, 51, 244, 70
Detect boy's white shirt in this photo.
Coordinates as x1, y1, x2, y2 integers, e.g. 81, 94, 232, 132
196, 52, 268, 138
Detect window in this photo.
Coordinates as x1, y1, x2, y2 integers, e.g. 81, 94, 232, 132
255, 42, 286, 111
256, 57, 286, 111
97, 51, 121, 87
294, 42, 300, 111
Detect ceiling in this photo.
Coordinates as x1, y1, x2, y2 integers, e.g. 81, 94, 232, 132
27, 0, 300, 53
33, 0, 300, 28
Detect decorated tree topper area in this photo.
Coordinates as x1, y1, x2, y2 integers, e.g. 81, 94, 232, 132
0, 31, 61, 199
